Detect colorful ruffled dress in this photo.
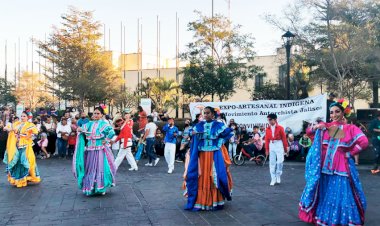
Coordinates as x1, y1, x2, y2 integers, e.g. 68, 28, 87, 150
72, 119, 116, 196
185, 120, 233, 211
3, 121, 41, 187
299, 122, 368, 226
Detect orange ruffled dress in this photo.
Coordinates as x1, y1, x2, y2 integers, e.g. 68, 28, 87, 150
184, 120, 233, 211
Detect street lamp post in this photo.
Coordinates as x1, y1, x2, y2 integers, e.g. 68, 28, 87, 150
282, 30, 295, 100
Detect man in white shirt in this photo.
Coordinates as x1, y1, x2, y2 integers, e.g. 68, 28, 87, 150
56, 118, 72, 158
142, 116, 160, 166
151, 109, 159, 122
64, 112, 72, 125
44, 116, 57, 155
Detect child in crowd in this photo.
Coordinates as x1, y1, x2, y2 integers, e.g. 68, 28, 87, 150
38, 132, 50, 159
67, 131, 77, 157
299, 133, 311, 160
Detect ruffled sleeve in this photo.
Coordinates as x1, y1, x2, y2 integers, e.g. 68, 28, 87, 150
101, 123, 116, 140
349, 125, 368, 156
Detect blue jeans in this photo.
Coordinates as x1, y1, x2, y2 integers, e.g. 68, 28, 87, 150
301, 146, 310, 158
57, 138, 68, 157
373, 139, 380, 169
146, 137, 157, 163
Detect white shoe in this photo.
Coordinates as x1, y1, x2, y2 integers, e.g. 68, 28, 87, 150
276, 176, 281, 184
270, 179, 276, 186
168, 169, 173, 174
154, 158, 160, 166
129, 167, 138, 171
145, 163, 152, 166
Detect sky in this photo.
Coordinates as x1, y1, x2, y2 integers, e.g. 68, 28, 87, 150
0, 0, 296, 79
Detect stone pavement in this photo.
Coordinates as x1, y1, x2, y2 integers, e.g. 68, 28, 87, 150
0, 157, 379, 226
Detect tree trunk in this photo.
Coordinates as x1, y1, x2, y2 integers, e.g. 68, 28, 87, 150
373, 80, 379, 108
79, 95, 85, 113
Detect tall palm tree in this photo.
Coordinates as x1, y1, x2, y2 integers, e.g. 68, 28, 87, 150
139, 77, 179, 112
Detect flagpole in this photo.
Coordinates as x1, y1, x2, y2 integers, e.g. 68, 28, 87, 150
5, 40, 7, 86
14, 42, 16, 89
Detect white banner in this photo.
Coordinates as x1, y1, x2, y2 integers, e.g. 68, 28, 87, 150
140, 98, 152, 115
189, 94, 327, 134
16, 104, 24, 118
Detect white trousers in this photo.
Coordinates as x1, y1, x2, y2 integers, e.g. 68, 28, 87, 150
228, 143, 237, 159
269, 140, 284, 180
164, 143, 176, 171
114, 147, 138, 170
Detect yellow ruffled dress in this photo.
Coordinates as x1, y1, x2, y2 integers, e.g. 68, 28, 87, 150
3, 121, 41, 187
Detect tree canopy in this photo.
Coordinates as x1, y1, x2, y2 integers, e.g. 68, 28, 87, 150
265, 0, 380, 107
38, 7, 122, 111
180, 11, 263, 102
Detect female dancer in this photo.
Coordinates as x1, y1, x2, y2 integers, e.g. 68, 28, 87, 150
3, 111, 41, 187
185, 106, 233, 210
299, 99, 368, 225
73, 107, 116, 196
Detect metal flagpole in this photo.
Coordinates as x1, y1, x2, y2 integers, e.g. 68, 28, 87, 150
26, 41, 28, 72
44, 33, 47, 91
4, 40, 7, 86
120, 21, 123, 94
31, 37, 34, 75
140, 23, 143, 93
156, 15, 159, 77
18, 38, 20, 88
158, 19, 160, 78
137, 18, 140, 94
123, 24, 126, 92
104, 24, 106, 50
14, 42, 16, 89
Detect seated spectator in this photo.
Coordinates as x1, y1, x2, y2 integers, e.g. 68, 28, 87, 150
286, 134, 300, 160
299, 133, 312, 160
259, 126, 266, 142
285, 127, 292, 136
228, 118, 235, 128
239, 126, 251, 144
38, 132, 50, 159
242, 126, 263, 159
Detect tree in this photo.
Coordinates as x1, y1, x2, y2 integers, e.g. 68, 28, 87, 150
38, 7, 122, 111
0, 79, 16, 106
180, 11, 263, 101
111, 88, 139, 112
252, 82, 288, 100
14, 72, 53, 110
265, 0, 380, 107
137, 77, 179, 112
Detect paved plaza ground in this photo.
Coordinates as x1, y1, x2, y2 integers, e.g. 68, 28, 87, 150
0, 157, 379, 226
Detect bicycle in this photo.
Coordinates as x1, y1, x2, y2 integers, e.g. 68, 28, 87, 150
233, 147, 267, 166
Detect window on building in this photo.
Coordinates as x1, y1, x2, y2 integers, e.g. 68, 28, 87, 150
255, 73, 265, 89
279, 64, 286, 88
